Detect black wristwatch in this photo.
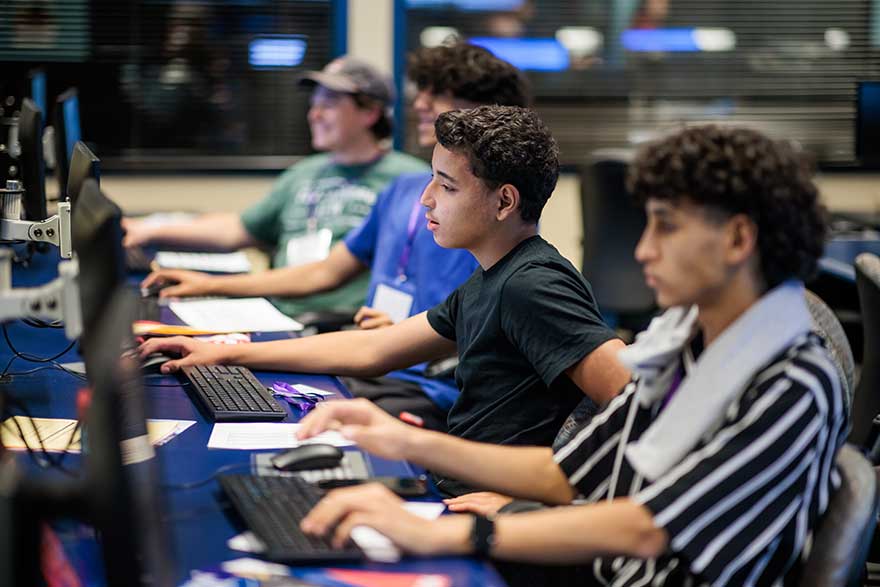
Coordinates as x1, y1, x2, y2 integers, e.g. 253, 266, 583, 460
470, 514, 496, 557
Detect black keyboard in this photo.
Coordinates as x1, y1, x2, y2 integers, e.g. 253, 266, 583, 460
180, 364, 286, 421
218, 474, 364, 563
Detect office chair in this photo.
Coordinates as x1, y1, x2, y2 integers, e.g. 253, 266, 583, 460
850, 253, 880, 452
799, 444, 879, 587
805, 289, 856, 416
580, 152, 656, 337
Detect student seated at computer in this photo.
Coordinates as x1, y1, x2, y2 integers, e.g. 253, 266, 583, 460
140, 43, 535, 433
122, 56, 427, 319
291, 125, 846, 587
140, 106, 630, 495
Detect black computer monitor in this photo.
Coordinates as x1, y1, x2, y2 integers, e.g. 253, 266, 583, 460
82, 287, 175, 587
71, 179, 126, 347
857, 81, 880, 168
17, 98, 48, 222
66, 141, 100, 210
28, 69, 46, 116
53, 88, 82, 200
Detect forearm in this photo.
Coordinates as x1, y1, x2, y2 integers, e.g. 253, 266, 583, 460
404, 431, 574, 505
223, 327, 430, 376
435, 499, 667, 564
206, 243, 366, 298
146, 213, 255, 250
200, 264, 336, 298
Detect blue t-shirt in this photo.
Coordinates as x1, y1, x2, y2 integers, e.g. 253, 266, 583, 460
344, 172, 479, 409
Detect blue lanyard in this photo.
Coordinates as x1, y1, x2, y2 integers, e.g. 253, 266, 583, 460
396, 198, 424, 282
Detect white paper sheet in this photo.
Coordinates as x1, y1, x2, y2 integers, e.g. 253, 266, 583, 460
207, 422, 353, 450
169, 298, 303, 333
155, 251, 252, 274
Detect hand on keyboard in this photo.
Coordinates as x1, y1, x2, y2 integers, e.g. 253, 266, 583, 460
138, 335, 233, 374
300, 482, 463, 556
297, 398, 416, 461
140, 268, 216, 299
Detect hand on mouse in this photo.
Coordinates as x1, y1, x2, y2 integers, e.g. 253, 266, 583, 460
301, 482, 472, 555
296, 398, 420, 462
138, 335, 235, 374
140, 269, 216, 298
121, 217, 156, 248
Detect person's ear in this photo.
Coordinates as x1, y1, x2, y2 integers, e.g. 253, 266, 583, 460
358, 104, 382, 129
724, 214, 758, 266
495, 184, 521, 222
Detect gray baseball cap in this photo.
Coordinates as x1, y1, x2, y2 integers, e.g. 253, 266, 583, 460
299, 57, 395, 105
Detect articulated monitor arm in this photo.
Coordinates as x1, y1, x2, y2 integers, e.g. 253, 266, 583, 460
0, 181, 73, 259
0, 249, 81, 340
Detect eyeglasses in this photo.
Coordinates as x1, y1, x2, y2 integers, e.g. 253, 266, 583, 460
271, 381, 326, 413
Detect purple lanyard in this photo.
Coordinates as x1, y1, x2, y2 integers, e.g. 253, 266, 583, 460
659, 365, 685, 412
396, 198, 424, 281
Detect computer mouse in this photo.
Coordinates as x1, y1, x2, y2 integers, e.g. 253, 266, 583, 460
271, 444, 344, 472
140, 352, 175, 374
140, 282, 172, 298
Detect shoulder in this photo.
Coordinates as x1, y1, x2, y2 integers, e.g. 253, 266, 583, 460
748, 333, 842, 419
384, 171, 432, 195
502, 243, 586, 299
274, 154, 330, 183
374, 171, 432, 212
380, 151, 430, 173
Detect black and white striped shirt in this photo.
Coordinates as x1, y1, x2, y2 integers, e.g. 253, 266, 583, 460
553, 333, 848, 587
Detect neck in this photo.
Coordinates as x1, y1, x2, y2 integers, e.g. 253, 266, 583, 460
331, 138, 385, 165
471, 223, 539, 270
697, 272, 763, 346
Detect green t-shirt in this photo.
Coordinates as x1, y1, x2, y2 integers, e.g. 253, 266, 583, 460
240, 151, 428, 317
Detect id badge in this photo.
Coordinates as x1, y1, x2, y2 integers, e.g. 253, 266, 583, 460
285, 228, 332, 267
373, 282, 415, 324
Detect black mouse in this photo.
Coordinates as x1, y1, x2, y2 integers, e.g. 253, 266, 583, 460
271, 444, 344, 472
140, 351, 180, 374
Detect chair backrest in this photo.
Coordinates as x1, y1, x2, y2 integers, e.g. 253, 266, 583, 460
580, 154, 655, 316
805, 289, 855, 416
800, 444, 879, 587
850, 253, 880, 447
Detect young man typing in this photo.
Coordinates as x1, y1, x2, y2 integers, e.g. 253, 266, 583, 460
293, 125, 846, 587
140, 106, 629, 495
138, 43, 531, 431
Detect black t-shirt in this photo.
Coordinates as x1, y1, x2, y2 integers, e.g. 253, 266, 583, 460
427, 235, 618, 450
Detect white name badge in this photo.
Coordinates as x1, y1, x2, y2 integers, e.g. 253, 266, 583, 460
285, 228, 332, 267
373, 283, 414, 324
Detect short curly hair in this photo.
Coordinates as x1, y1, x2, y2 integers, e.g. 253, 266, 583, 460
628, 125, 827, 288
435, 105, 559, 224
408, 42, 531, 107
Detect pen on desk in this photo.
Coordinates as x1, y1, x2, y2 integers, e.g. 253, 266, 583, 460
398, 411, 424, 427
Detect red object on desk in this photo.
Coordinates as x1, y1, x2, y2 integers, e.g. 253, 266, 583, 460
327, 568, 451, 587
398, 411, 424, 427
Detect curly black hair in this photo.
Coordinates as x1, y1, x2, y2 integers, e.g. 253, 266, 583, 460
628, 125, 827, 288
435, 105, 559, 224
407, 42, 531, 107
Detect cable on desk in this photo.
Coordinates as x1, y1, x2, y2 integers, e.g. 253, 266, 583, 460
21, 318, 64, 329
1, 324, 78, 381
162, 462, 254, 491
0, 390, 81, 477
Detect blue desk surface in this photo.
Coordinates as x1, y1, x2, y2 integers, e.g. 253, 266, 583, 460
4, 248, 506, 587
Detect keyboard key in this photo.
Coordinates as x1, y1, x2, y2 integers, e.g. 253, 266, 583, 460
179, 364, 286, 421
